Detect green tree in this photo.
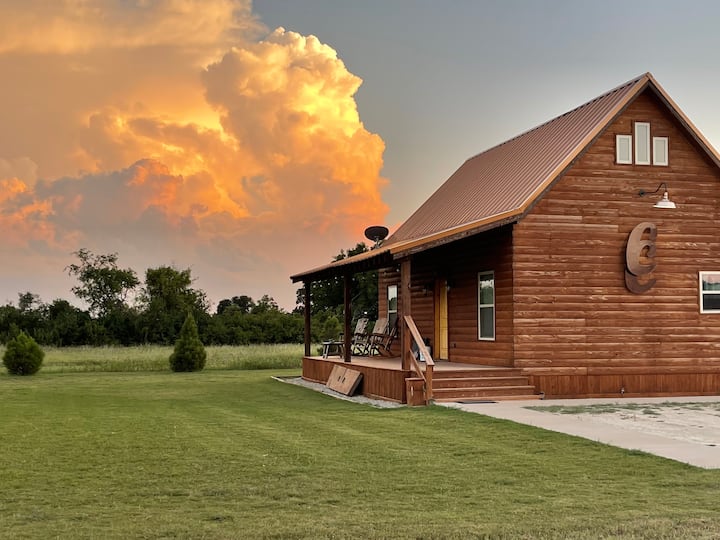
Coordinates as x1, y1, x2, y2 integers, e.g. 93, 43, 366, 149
0, 304, 21, 344
42, 299, 93, 346
139, 265, 209, 344
17, 291, 41, 312
169, 313, 206, 372
216, 295, 254, 315
66, 249, 139, 318
13, 292, 45, 341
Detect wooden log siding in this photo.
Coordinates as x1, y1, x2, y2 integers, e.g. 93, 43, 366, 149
513, 89, 720, 397
379, 227, 515, 367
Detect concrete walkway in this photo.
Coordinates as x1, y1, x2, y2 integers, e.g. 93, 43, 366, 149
438, 395, 720, 469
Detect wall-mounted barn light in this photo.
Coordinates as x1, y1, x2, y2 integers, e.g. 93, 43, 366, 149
638, 182, 676, 209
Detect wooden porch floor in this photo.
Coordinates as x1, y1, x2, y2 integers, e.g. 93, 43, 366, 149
304, 355, 507, 372
303, 355, 538, 403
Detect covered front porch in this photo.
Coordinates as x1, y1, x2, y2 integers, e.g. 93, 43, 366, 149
302, 354, 538, 404
291, 231, 537, 405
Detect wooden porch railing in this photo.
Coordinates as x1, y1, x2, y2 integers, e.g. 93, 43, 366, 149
403, 315, 434, 404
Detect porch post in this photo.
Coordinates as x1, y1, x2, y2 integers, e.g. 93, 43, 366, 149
400, 258, 411, 370
303, 281, 311, 357
343, 273, 352, 362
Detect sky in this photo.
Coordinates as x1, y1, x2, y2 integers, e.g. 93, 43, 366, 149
2, 0, 720, 312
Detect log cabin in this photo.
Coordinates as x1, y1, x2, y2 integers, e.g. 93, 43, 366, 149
291, 73, 720, 404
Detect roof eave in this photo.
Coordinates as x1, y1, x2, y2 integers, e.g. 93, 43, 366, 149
290, 247, 394, 283
387, 210, 521, 258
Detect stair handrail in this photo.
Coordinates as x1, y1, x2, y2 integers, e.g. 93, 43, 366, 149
403, 315, 434, 403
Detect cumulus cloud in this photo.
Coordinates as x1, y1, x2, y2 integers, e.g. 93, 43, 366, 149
0, 3, 388, 309
0, 0, 260, 57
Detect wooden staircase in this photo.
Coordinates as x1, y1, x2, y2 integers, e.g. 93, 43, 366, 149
430, 367, 539, 402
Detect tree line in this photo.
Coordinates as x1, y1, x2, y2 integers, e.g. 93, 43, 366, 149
0, 245, 378, 347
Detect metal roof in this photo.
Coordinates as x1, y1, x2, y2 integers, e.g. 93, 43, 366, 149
387, 74, 649, 245
292, 73, 720, 282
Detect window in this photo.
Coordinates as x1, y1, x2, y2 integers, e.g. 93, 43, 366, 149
387, 285, 398, 328
616, 134, 632, 164
700, 272, 720, 313
653, 137, 668, 166
635, 122, 651, 165
477, 271, 495, 340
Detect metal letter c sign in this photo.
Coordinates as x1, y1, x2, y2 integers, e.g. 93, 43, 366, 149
625, 222, 657, 294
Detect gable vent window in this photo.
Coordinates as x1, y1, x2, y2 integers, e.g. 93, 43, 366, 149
653, 137, 669, 166
616, 134, 633, 164
617, 122, 668, 166
634, 122, 651, 165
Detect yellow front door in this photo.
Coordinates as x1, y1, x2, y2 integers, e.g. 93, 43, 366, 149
434, 278, 449, 360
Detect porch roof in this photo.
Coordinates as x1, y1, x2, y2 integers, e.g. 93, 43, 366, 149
290, 245, 395, 283
292, 73, 720, 283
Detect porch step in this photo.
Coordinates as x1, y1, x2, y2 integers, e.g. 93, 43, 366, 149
433, 376, 530, 389
432, 385, 537, 400
433, 392, 541, 402
428, 367, 538, 401
433, 368, 524, 379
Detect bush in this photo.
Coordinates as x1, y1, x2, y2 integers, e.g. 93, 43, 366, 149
3, 331, 44, 375
169, 313, 206, 372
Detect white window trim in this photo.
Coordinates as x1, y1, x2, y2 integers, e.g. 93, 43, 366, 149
477, 271, 495, 341
653, 136, 669, 166
699, 272, 720, 314
387, 284, 398, 325
616, 134, 633, 164
635, 122, 651, 165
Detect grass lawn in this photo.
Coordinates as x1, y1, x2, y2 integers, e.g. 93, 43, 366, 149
2, 369, 720, 539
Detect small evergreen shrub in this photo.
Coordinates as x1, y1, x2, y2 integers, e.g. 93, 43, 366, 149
169, 313, 206, 372
3, 331, 44, 375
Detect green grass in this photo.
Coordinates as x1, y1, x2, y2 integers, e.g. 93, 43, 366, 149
0, 344, 304, 373
2, 370, 720, 539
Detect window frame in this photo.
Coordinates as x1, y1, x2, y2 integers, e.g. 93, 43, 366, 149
616, 134, 633, 164
387, 284, 398, 328
699, 272, 720, 314
477, 271, 495, 341
634, 122, 651, 165
653, 136, 669, 166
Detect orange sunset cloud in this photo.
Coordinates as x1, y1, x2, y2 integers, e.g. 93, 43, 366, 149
0, 0, 388, 309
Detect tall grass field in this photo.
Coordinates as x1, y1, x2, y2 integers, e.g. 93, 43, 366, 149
2, 346, 720, 538
0, 343, 304, 373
